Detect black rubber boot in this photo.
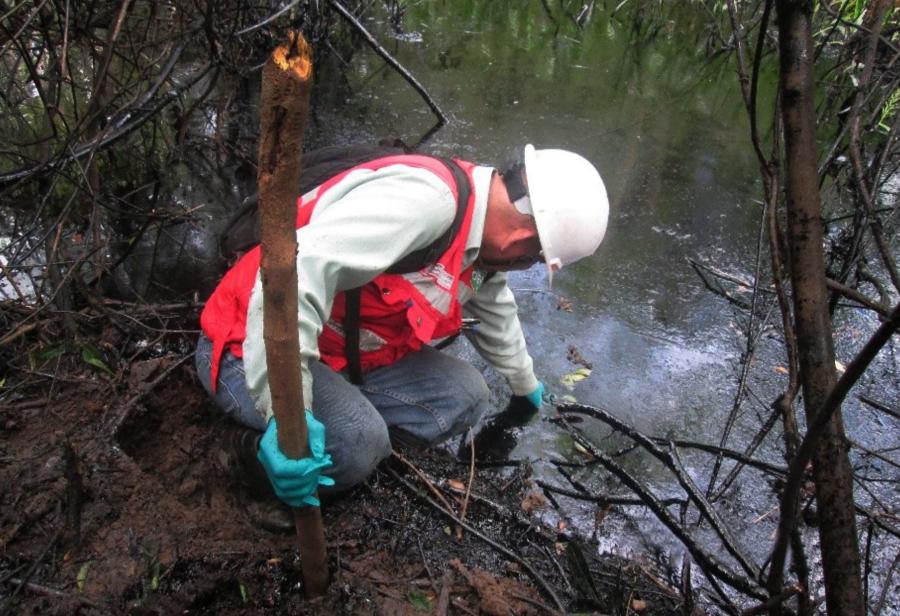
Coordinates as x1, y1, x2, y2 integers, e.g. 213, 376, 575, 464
223, 426, 295, 534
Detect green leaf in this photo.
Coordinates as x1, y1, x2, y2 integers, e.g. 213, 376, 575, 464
562, 394, 578, 403
239, 582, 248, 603
80, 343, 113, 375
34, 344, 66, 364
407, 589, 432, 612
77, 562, 91, 592
150, 559, 161, 591
560, 368, 591, 389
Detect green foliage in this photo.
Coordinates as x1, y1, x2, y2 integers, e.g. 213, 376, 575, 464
878, 89, 899, 134
29, 344, 66, 370
76, 561, 92, 592
141, 544, 162, 597
406, 589, 433, 611
837, 0, 870, 24
27, 342, 113, 375
80, 343, 113, 375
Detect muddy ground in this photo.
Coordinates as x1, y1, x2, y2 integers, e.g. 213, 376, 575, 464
1, 330, 686, 615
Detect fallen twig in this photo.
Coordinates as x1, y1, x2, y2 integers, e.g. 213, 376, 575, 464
558, 404, 761, 582
104, 353, 194, 436
436, 569, 453, 616
391, 451, 459, 517
0, 528, 61, 613
554, 412, 764, 602
536, 480, 683, 508
456, 429, 476, 539
62, 441, 82, 555
1, 576, 100, 609
739, 583, 803, 616
384, 466, 566, 613
327, 0, 447, 127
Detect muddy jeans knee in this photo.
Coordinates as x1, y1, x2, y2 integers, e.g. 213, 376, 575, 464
360, 346, 491, 446
197, 335, 392, 492
307, 361, 392, 493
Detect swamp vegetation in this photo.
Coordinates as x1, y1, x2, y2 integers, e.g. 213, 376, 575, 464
0, 1, 899, 614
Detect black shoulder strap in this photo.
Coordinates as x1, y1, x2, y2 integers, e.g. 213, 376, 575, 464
345, 157, 472, 385
345, 287, 363, 385
385, 158, 470, 274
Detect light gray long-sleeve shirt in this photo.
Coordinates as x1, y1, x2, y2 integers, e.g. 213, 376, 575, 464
242, 163, 538, 421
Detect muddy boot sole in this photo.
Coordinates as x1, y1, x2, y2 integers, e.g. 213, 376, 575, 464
221, 426, 298, 533
245, 499, 295, 534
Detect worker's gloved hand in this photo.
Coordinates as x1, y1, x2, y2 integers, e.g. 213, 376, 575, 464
501, 380, 547, 424
469, 381, 546, 461
257, 411, 335, 507
524, 381, 546, 410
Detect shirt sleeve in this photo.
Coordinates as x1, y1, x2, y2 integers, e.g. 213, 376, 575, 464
242, 165, 456, 421
462, 272, 539, 396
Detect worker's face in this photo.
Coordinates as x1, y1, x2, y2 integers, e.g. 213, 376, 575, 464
476, 233, 543, 271
478, 173, 544, 271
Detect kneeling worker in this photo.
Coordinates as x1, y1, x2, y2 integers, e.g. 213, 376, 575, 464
196, 144, 608, 524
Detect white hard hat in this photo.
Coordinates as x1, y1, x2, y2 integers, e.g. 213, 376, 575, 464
521, 144, 609, 284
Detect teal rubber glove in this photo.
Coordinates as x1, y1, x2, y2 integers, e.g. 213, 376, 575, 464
257, 411, 335, 507
525, 381, 546, 410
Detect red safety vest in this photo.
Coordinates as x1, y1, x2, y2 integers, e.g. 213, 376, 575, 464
200, 155, 477, 389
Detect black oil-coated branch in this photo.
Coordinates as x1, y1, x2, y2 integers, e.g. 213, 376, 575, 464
327, 0, 447, 127
859, 396, 900, 421
712, 402, 782, 502
650, 438, 787, 477
383, 466, 566, 613
767, 300, 900, 605
0, 44, 188, 188
554, 413, 764, 603
536, 480, 684, 508
235, 0, 303, 36
707, 196, 770, 499
558, 404, 761, 583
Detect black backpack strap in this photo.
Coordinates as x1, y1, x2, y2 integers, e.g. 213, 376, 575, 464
345, 157, 472, 385
345, 287, 363, 385
385, 158, 470, 274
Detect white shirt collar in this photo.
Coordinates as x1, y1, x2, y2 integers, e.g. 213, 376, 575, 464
463, 165, 494, 267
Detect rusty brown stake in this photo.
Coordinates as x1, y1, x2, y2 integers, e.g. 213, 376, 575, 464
257, 32, 329, 597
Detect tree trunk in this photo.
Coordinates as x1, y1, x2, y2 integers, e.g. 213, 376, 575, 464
773, 2, 863, 615
257, 31, 329, 597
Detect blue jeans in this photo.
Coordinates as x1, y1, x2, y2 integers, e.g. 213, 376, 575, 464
195, 335, 490, 492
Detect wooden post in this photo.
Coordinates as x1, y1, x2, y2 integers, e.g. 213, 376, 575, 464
257, 31, 329, 597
